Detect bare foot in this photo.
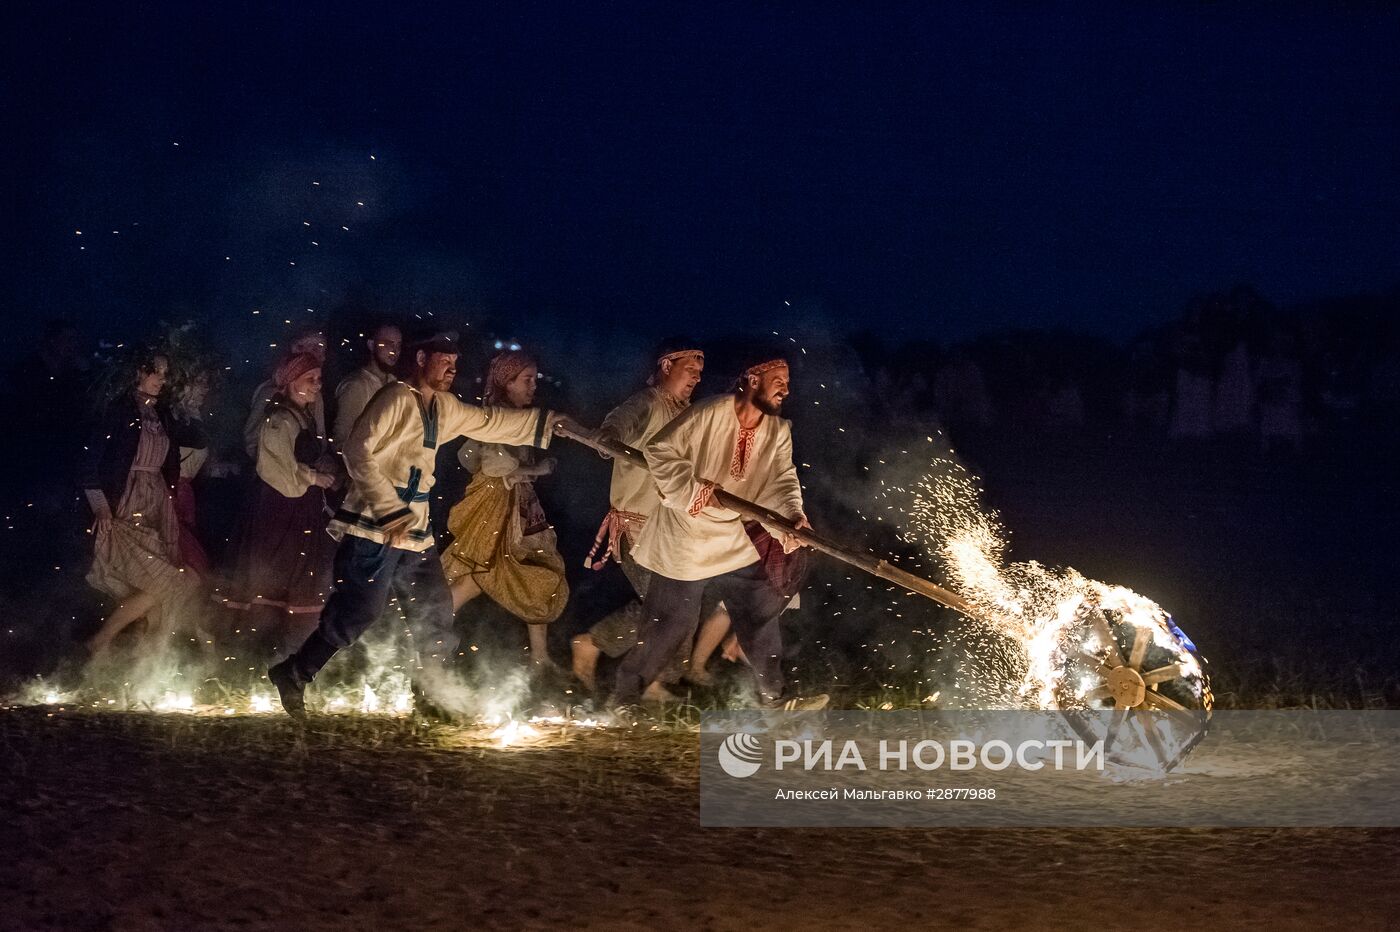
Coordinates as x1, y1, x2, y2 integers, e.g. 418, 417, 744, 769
570, 634, 599, 691
529, 654, 567, 678
84, 637, 112, 663
641, 682, 679, 705
683, 666, 715, 688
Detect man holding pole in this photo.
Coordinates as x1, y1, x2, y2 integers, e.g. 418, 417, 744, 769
611, 353, 825, 710
571, 339, 730, 697
267, 330, 565, 718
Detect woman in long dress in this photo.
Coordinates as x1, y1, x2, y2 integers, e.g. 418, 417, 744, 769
441, 350, 568, 671
82, 350, 206, 654
214, 352, 339, 659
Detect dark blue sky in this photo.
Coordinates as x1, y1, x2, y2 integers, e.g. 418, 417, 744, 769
6, 1, 1398, 349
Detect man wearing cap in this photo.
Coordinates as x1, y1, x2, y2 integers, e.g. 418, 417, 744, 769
268, 331, 565, 718
612, 354, 825, 711
571, 340, 730, 697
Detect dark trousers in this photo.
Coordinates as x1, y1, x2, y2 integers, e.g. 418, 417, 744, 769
614, 561, 787, 704
285, 535, 456, 684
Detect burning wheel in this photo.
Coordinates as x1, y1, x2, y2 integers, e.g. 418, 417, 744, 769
1053, 600, 1213, 773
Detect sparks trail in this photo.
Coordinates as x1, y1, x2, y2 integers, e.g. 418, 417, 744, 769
560, 423, 1213, 772
898, 453, 1213, 771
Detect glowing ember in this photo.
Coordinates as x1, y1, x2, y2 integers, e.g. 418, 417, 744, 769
156, 691, 195, 713
360, 684, 380, 714
489, 719, 540, 747
249, 694, 274, 713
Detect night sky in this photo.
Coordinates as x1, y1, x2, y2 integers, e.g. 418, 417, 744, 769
6, 2, 1398, 356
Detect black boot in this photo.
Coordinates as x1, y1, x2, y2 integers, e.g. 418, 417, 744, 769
267, 631, 340, 720
267, 660, 306, 720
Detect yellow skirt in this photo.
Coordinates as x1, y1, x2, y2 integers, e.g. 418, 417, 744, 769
440, 474, 568, 624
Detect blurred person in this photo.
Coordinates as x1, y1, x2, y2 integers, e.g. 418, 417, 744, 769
172, 366, 215, 578
214, 352, 340, 659
440, 350, 569, 673
267, 333, 568, 718
612, 353, 825, 711
82, 349, 206, 655
333, 321, 401, 451
243, 328, 326, 459
571, 341, 730, 699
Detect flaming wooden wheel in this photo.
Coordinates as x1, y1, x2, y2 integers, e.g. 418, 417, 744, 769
1054, 602, 1212, 773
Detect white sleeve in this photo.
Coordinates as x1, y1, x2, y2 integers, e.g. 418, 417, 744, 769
256, 411, 317, 498
439, 395, 554, 449
344, 388, 416, 525
644, 403, 713, 513
600, 391, 654, 446
334, 376, 374, 450
755, 421, 805, 524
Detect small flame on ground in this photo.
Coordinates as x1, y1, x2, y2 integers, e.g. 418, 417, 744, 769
489, 719, 540, 747
156, 691, 194, 713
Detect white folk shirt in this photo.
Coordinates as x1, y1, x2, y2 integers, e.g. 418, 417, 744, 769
330, 382, 554, 552
633, 393, 804, 581
601, 387, 687, 520
333, 365, 397, 451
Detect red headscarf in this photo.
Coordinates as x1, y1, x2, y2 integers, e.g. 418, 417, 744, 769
484, 350, 536, 406
273, 351, 321, 390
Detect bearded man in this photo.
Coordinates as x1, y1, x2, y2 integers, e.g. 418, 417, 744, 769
571, 340, 730, 698
268, 331, 567, 718
333, 321, 402, 450
612, 353, 824, 710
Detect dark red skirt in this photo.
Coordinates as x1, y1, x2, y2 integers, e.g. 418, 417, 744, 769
175, 478, 211, 578
215, 481, 334, 614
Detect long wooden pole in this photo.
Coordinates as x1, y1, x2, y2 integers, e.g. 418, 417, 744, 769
555, 423, 977, 617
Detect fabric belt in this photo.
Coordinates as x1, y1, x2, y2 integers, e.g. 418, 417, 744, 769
584, 508, 647, 570
396, 466, 429, 503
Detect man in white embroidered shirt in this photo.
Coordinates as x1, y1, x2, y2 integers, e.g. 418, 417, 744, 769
269, 331, 563, 718
614, 354, 819, 710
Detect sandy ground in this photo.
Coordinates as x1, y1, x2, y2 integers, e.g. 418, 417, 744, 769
3, 708, 1398, 931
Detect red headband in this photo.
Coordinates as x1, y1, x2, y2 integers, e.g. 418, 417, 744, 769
649, 349, 704, 386
744, 358, 788, 378
657, 348, 703, 367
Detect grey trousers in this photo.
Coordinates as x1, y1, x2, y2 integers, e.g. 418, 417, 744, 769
614, 561, 786, 704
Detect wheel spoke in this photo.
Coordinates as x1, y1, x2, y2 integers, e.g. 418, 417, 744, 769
1128, 625, 1151, 671
1141, 689, 1188, 713
1102, 708, 1128, 754
1141, 664, 1183, 686
1132, 712, 1173, 771
1082, 685, 1112, 703
1088, 613, 1126, 668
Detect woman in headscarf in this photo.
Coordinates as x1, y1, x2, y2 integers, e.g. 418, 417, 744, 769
82, 348, 207, 654
440, 349, 568, 672
214, 351, 340, 659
